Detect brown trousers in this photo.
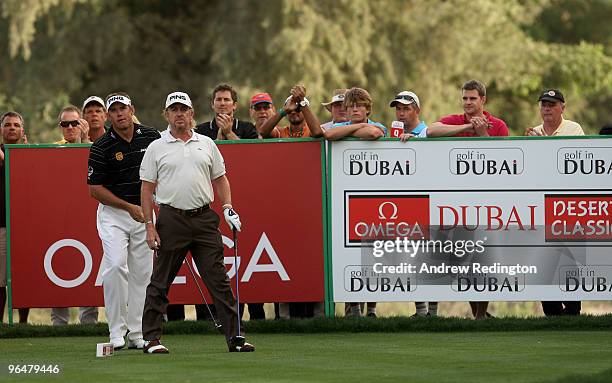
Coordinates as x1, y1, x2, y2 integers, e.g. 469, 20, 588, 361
142, 206, 240, 346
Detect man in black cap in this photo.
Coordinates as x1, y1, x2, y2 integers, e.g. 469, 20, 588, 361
525, 89, 584, 136
526, 89, 584, 316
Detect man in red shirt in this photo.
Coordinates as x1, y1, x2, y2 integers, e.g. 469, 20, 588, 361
425, 80, 508, 138
427, 80, 508, 320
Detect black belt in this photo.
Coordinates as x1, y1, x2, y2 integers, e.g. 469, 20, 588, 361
160, 204, 209, 216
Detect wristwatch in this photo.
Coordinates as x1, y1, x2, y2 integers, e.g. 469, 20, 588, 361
299, 98, 310, 108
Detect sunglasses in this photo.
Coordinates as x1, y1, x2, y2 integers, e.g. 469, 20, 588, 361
252, 104, 271, 111
395, 95, 415, 103
59, 120, 79, 128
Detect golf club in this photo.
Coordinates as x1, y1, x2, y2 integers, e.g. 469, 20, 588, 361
184, 255, 223, 333
229, 228, 246, 350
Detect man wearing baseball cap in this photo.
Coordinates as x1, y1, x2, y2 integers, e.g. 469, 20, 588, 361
87, 92, 160, 350
389, 91, 428, 142
526, 89, 583, 316
140, 91, 254, 353
82, 96, 108, 142
321, 89, 348, 130
249, 92, 275, 138
525, 89, 584, 136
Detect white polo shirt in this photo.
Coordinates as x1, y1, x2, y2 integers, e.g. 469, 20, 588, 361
140, 129, 226, 210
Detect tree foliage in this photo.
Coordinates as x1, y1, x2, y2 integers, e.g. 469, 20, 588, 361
1, 0, 610, 142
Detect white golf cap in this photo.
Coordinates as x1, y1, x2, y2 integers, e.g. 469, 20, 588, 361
82, 96, 105, 110
165, 91, 193, 109
321, 89, 347, 111
106, 95, 131, 110
389, 91, 420, 109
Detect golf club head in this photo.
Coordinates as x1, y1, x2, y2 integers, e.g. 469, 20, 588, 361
216, 324, 224, 334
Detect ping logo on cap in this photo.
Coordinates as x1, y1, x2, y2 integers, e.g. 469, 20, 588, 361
165, 91, 193, 108
547, 91, 556, 96
106, 95, 131, 109
170, 94, 186, 101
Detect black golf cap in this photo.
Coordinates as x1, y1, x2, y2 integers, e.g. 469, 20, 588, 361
538, 89, 565, 103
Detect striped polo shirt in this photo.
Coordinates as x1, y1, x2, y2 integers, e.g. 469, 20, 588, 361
87, 124, 161, 205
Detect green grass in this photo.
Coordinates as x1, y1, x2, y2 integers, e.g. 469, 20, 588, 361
1, 332, 611, 382
3, 315, 612, 338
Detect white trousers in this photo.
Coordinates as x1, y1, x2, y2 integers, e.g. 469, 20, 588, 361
96, 204, 153, 341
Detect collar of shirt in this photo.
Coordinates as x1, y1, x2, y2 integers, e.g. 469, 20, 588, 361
462, 110, 493, 123
162, 127, 199, 143
108, 124, 144, 142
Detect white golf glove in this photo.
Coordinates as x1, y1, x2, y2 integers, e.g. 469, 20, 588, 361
223, 207, 242, 232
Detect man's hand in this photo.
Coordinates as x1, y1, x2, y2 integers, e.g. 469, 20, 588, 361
78, 118, 90, 142
127, 204, 145, 223
290, 85, 306, 101
223, 207, 241, 232
525, 127, 543, 136
283, 96, 299, 114
399, 133, 415, 142
471, 117, 490, 136
216, 113, 233, 135
145, 224, 161, 250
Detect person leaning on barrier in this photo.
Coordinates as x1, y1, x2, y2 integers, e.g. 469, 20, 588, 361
50, 105, 100, 325
260, 84, 323, 139
87, 92, 160, 349
321, 89, 348, 130
421, 80, 508, 138
526, 89, 584, 316
82, 96, 108, 142
389, 91, 428, 143
323, 87, 386, 141
426, 80, 508, 319
195, 83, 258, 140
390, 91, 437, 316
140, 91, 254, 353
0, 111, 30, 324
525, 90, 584, 137
325, 87, 386, 317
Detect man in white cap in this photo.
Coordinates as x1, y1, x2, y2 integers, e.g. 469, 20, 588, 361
321, 89, 348, 130
140, 91, 254, 353
389, 91, 428, 142
87, 92, 160, 349
82, 96, 108, 142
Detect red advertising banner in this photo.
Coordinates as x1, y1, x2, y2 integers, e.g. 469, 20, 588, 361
346, 195, 430, 244
544, 194, 612, 241
8, 141, 325, 308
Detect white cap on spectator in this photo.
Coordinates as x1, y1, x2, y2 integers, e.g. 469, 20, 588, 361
389, 91, 420, 109
82, 96, 105, 111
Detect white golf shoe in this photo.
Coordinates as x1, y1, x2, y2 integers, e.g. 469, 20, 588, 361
127, 337, 145, 349
110, 337, 125, 350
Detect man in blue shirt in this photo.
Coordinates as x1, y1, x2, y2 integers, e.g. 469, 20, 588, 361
323, 87, 386, 141
389, 91, 427, 142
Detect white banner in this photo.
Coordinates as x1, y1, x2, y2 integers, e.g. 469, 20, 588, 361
329, 137, 612, 301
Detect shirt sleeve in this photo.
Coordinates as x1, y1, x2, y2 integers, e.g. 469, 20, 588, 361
139, 142, 158, 182
241, 122, 259, 139
372, 122, 387, 136
438, 115, 462, 125
210, 141, 226, 179
87, 142, 108, 185
495, 120, 509, 137
417, 127, 428, 138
